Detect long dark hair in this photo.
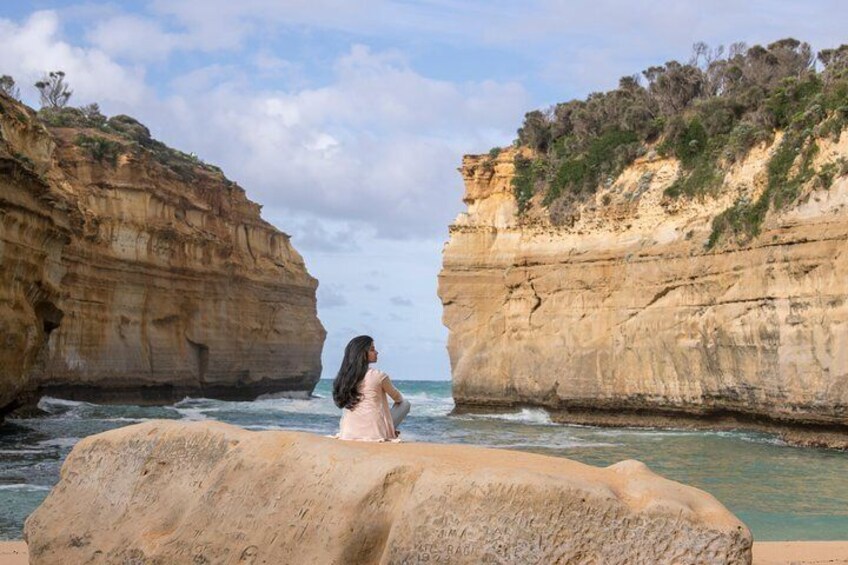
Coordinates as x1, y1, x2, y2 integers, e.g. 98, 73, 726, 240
332, 335, 373, 409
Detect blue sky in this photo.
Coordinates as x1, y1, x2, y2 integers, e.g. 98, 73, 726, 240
1, 1, 846, 381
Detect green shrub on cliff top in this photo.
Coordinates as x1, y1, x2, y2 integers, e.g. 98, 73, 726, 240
35, 104, 226, 181
38, 104, 106, 128
512, 155, 535, 215
74, 134, 122, 166
661, 117, 724, 199
707, 128, 819, 247
545, 129, 639, 206
513, 38, 848, 237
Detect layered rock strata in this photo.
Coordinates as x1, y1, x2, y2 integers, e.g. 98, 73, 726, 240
439, 141, 848, 447
0, 105, 70, 416
25, 420, 752, 564
0, 96, 324, 417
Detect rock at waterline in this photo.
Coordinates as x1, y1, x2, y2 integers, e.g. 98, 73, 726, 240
25, 420, 752, 564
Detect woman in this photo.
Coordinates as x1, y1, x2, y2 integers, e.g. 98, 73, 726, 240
333, 335, 410, 441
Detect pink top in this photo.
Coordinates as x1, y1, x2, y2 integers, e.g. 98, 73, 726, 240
339, 368, 404, 441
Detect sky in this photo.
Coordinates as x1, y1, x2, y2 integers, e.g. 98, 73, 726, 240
1, 1, 846, 381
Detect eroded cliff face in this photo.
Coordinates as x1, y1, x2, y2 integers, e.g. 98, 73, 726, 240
0, 96, 325, 416
0, 102, 70, 415
439, 140, 848, 446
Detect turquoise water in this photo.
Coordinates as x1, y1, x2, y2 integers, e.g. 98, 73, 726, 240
1, 379, 846, 540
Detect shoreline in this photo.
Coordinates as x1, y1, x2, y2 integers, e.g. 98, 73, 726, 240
452, 403, 848, 450
1, 384, 320, 425
3, 540, 847, 564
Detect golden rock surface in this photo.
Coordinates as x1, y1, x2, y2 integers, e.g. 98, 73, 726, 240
0, 97, 325, 415
25, 420, 752, 564
440, 141, 848, 446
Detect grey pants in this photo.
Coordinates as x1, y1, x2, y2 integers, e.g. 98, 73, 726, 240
391, 399, 411, 429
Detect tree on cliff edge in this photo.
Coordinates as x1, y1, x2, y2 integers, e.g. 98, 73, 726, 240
0, 75, 20, 100
35, 71, 72, 109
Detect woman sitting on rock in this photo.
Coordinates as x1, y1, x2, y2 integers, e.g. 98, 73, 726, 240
333, 335, 410, 441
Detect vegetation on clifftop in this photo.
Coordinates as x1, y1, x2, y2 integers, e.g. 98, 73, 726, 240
42, 105, 226, 182
511, 39, 848, 246
0, 70, 227, 184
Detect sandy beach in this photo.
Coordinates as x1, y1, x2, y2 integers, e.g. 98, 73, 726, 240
752, 542, 848, 565
0, 542, 26, 565
2, 540, 847, 564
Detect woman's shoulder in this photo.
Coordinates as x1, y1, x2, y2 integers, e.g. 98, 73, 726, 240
366, 367, 388, 380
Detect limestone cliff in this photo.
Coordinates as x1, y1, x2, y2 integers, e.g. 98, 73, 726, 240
439, 139, 848, 447
0, 95, 325, 417
24, 421, 752, 564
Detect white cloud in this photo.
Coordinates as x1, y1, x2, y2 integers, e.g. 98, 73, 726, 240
269, 213, 361, 253
147, 0, 496, 48
146, 44, 527, 238
0, 11, 526, 241
513, 0, 848, 100
148, 0, 251, 51
317, 284, 348, 309
86, 14, 183, 62
168, 64, 243, 94
0, 10, 149, 107
390, 296, 413, 307
251, 51, 307, 88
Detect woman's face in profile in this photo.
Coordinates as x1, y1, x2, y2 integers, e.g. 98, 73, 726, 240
367, 343, 378, 364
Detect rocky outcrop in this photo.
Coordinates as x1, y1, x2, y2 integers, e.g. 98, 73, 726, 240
0, 102, 70, 417
0, 96, 325, 417
439, 140, 848, 447
24, 420, 752, 564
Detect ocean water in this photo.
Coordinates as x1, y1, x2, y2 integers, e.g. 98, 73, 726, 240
1, 379, 846, 541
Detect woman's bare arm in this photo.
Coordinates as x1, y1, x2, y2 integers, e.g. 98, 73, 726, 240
381, 374, 404, 403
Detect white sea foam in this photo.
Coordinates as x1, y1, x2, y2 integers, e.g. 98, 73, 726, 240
36, 437, 81, 449
0, 484, 51, 492
243, 424, 326, 434
264, 398, 340, 416
594, 428, 697, 438
174, 397, 215, 407
256, 390, 312, 401
37, 396, 91, 417
174, 396, 341, 418
401, 394, 454, 417
714, 430, 788, 446
487, 440, 616, 450
194, 392, 455, 420
174, 407, 212, 421
595, 427, 788, 446
455, 408, 554, 426
38, 397, 89, 408
401, 392, 436, 401
0, 449, 47, 455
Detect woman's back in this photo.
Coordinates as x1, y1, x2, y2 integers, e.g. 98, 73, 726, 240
338, 368, 396, 441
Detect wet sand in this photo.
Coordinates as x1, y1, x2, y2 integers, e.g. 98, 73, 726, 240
2, 540, 847, 563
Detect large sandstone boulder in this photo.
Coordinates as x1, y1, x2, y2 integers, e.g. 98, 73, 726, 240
25, 421, 752, 564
